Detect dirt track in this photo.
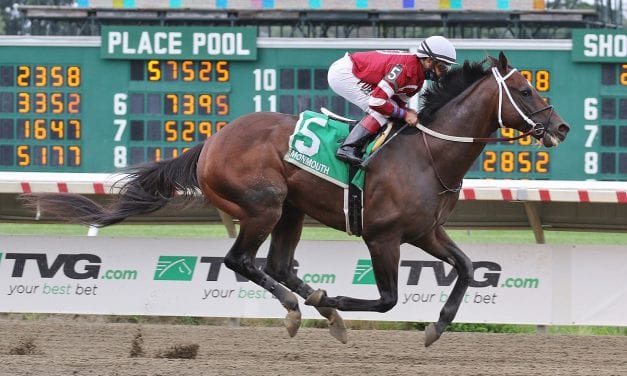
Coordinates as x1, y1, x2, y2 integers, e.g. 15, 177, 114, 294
0, 319, 625, 376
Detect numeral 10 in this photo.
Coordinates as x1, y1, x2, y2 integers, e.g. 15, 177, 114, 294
253, 69, 276, 91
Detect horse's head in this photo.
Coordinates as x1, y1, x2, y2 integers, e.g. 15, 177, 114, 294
490, 52, 569, 147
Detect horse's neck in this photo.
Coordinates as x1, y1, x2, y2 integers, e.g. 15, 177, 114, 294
422, 78, 498, 184
447, 75, 498, 133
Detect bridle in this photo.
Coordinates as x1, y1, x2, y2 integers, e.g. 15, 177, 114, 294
417, 65, 554, 194
415, 66, 554, 144
492, 66, 554, 141
362, 64, 557, 193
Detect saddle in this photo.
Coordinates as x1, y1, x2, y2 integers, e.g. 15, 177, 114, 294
285, 109, 399, 237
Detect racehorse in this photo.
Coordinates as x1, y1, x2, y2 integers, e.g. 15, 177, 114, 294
22, 52, 569, 347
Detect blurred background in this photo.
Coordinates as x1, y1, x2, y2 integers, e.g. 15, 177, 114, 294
0, 0, 623, 37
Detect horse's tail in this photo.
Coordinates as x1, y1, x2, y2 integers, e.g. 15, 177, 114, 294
21, 143, 204, 227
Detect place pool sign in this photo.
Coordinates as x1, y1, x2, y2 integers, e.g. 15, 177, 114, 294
101, 26, 257, 60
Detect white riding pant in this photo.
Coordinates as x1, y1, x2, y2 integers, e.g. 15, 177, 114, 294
327, 53, 388, 126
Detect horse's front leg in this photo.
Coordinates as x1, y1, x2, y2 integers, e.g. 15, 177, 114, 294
306, 237, 400, 313
410, 226, 473, 347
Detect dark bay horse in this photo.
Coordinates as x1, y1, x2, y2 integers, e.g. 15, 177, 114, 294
22, 52, 569, 347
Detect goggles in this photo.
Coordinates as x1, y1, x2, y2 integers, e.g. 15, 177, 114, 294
435, 60, 451, 73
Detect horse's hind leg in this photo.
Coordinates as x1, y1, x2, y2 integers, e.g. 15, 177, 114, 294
222, 209, 302, 337
410, 226, 473, 347
263, 202, 347, 343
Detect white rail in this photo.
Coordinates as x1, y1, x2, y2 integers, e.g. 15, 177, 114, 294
1, 172, 625, 203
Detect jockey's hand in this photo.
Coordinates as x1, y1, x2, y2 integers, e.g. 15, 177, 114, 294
404, 109, 419, 125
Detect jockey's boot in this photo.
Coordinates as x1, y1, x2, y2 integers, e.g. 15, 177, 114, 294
336, 115, 379, 165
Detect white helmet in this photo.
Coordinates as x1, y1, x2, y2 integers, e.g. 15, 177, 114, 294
416, 36, 457, 65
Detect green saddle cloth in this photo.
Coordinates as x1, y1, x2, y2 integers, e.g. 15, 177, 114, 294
284, 111, 369, 189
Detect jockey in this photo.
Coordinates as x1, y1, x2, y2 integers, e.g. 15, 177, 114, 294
328, 35, 457, 166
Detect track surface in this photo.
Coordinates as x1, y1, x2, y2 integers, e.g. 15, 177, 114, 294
0, 319, 625, 376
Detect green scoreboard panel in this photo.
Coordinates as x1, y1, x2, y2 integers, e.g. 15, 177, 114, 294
0, 27, 625, 181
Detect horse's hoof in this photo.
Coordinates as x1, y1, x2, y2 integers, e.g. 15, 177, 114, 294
314, 306, 347, 344
284, 309, 301, 337
305, 289, 326, 306
328, 312, 348, 344
424, 323, 441, 347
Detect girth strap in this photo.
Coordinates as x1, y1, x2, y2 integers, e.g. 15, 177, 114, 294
346, 163, 363, 237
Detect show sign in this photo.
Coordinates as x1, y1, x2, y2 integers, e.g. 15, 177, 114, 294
0, 236, 625, 327
571, 28, 627, 62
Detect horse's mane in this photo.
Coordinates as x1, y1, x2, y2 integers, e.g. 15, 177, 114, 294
420, 58, 494, 125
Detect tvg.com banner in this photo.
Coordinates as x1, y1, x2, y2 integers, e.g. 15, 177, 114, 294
0, 236, 624, 326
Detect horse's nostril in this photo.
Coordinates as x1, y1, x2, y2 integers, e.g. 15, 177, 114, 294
558, 124, 570, 133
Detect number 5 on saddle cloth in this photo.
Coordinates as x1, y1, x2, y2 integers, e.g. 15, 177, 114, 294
284, 110, 387, 237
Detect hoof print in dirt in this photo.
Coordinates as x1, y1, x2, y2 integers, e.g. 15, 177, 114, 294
9, 338, 38, 355
129, 329, 145, 358
156, 343, 199, 359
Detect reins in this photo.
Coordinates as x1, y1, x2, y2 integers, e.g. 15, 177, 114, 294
414, 122, 536, 143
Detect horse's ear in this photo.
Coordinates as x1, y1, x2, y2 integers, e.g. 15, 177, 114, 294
486, 55, 498, 67
498, 51, 508, 73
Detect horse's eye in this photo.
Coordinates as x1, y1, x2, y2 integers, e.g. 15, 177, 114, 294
521, 89, 532, 97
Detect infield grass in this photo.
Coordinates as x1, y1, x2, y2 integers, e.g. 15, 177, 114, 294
1, 222, 626, 245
